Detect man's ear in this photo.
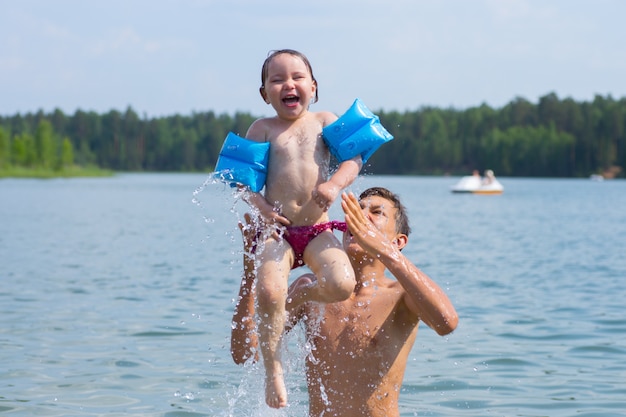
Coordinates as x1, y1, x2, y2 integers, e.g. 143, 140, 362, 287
394, 234, 408, 251
259, 86, 269, 104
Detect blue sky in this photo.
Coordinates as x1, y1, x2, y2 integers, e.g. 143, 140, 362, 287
1, 0, 625, 118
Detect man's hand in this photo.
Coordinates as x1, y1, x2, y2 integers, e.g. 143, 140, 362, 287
242, 187, 291, 228
341, 192, 395, 257
258, 204, 291, 228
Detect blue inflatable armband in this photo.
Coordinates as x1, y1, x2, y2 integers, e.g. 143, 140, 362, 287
213, 132, 270, 192
322, 98, 393, 163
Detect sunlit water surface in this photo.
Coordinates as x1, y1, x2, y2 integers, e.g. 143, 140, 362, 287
1, 174, 625, 416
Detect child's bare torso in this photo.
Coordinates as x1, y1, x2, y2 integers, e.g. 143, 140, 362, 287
249, 111, 336, 226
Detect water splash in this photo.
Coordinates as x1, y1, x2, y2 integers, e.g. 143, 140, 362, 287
192, 174, 224, 207
191, 175, 336, 415
218, 324, 311, 416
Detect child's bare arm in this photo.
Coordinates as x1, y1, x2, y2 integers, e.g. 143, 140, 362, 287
242, 119, 291, 226
313, 156, 362, 211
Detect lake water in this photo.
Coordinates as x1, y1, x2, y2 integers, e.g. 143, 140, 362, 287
1, 173, 625, 417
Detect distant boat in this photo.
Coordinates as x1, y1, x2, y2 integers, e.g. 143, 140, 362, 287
589, 174, 604, 182
451, 170, 504, 194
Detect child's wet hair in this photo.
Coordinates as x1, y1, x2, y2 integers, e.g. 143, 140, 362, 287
260, 49, 319, 104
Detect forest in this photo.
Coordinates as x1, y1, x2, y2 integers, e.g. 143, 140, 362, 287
0, 92, 624, 178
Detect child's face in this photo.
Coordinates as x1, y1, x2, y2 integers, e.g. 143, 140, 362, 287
262, 53, 317, 120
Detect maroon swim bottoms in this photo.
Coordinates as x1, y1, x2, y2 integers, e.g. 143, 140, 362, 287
284, 221, 347, 269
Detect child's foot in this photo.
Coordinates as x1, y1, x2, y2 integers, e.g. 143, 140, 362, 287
265, 371, 288, 408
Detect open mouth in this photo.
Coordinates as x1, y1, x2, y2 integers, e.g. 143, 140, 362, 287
282, 95, 300, 105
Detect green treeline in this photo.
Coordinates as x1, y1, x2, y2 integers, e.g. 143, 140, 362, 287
1, 92, 624, 178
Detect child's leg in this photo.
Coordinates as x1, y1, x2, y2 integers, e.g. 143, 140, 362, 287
256, 240, 293, 408
300, 232, 356, 305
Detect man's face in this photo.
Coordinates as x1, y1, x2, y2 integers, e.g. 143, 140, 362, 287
343, 195, 398, 251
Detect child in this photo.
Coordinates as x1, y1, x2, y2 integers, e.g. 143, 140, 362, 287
241, 49, 361, 408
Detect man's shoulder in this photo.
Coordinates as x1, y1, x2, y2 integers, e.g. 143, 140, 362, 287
363, 278, 407, 303
385, 280, 420, 318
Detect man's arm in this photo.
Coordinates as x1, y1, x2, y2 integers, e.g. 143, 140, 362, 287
230, 214, 259, 364
341, 192, 458, 335
390, 254, 458, 336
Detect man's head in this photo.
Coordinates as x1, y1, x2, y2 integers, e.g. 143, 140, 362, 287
341, 187, 411, 257
358, 187, 411, 237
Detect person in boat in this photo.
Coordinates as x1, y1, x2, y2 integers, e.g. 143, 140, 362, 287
482, 169, 495, 185
231, 187, 459, 416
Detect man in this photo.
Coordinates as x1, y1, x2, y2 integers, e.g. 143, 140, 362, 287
231, 187, 458, 417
